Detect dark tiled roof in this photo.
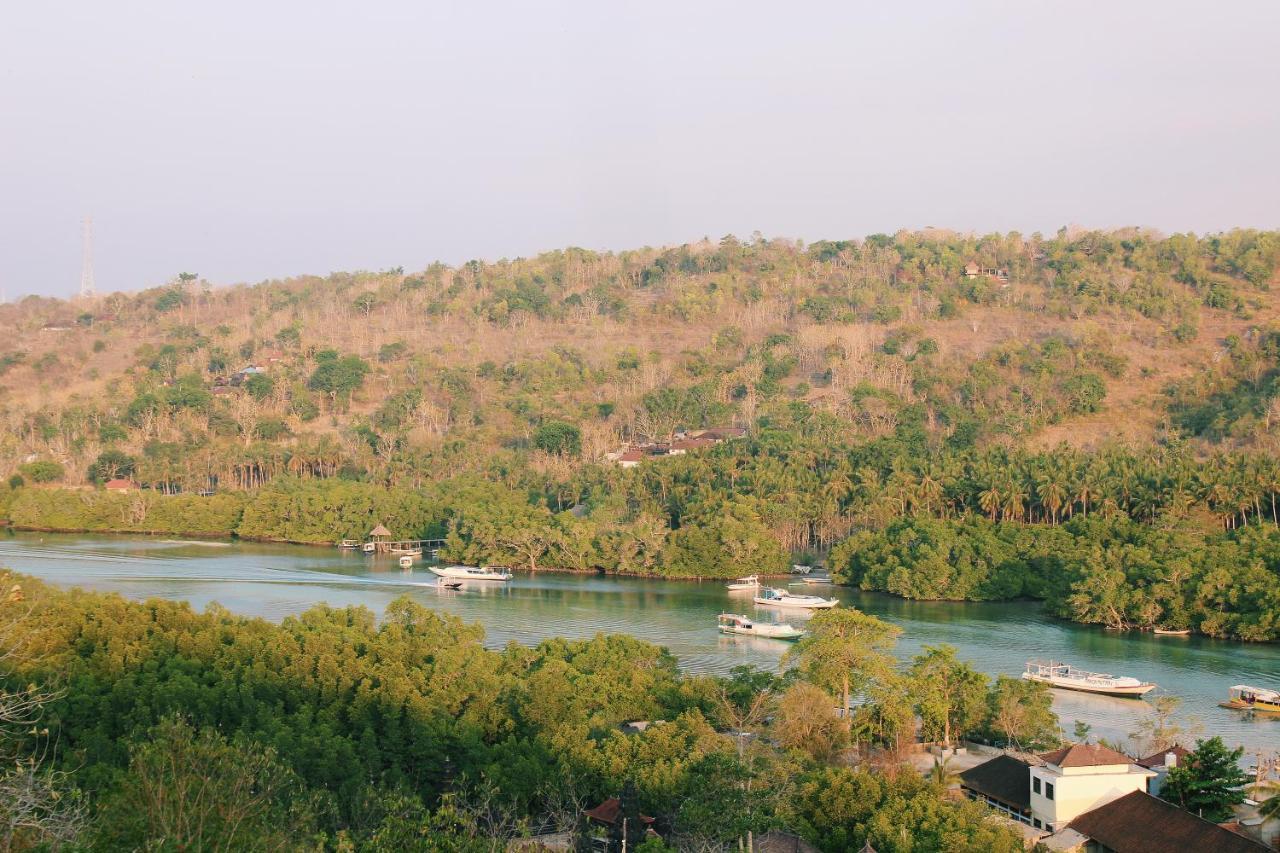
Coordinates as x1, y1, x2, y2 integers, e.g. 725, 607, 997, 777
959, 754, 1032, 811
1039, 742, 1133, 768
1068, 791, 1269, 853
1136, 744, 1191, 768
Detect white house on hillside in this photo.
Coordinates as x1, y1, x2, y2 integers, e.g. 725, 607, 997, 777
1029, 743, 1154, 831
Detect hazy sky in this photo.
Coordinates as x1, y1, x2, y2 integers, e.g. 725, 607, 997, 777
3, 1, 1278, 298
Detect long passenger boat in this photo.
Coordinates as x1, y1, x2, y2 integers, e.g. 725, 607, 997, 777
1022, 660, 1156, 698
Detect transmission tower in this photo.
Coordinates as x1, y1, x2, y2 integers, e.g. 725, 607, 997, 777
79, 216, 96, 298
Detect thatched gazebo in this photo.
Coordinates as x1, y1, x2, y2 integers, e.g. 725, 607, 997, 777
368, 524, 391, 552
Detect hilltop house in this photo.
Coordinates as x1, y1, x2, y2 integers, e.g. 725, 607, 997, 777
963, 261, 1010, 281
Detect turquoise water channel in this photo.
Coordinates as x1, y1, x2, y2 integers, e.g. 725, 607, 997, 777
3, 532, 1277, 755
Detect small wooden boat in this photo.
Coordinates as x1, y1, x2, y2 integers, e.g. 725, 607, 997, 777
398, 555, 414, 569
430, 564, 513, 582
389, 546, 423, 557
1022, 660, 1155, 698
338, 539, 361, 550
800, 576, 834, 585
754, 587, 838, 609
726, 575, 759, 590
1153, 628, 1191, 636
1220, 685, 1280, 714
440, 580, 463, 590
718, 613, 803, 640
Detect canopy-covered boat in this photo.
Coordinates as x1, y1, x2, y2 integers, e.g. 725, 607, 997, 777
718, 613, 803, 640
1221, 685, 1280, 713
754, 587, 838, 609
429, 564, 513, 582
1022, 660, 1155, 698
726, 575, 759, 590
398, 555, 414, 569
338, 539, 361, 549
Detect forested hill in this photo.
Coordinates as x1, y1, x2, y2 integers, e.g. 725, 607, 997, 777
4, 227, 1279, 487
3, 229, 1280, 639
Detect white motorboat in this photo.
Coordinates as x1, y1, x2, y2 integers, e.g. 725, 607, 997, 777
361, 542, 377, 554
1022, 660, 1156, 698
718, 613, 803, 640
429, 564, 513, 582
799, 576, 834, 585
338, 539, 361, 550
398, 555, 414, 569
754, 587, 838, 609
726, 575, 759, 590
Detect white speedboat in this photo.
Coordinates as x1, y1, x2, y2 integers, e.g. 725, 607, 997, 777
429, 564, 513, 582
718, 613, 803, 640
799, 576, 834, 585
1022, 660, 1155, 698
399, 555, 414, 569
754, 587, 838, 609
361, 542, 377, 554
726, 575, 759, 590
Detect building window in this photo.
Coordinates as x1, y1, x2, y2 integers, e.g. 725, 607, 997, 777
1046, 782, 1055, 801
1033, 818, 1042, 829
1033, 777, 1041, 795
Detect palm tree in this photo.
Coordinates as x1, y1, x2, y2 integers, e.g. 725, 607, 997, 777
979, 486, 1002, 522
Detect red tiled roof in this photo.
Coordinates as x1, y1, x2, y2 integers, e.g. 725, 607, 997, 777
618, 450, 645, 462
104, 479, 136, 490
1136, 744, 1191, 769
1068, 791, 1268, 853
583, 798, 654, 826
1039, 743, 1133, 768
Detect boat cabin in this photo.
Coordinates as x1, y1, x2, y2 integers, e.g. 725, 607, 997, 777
1226, 685, 1280, 712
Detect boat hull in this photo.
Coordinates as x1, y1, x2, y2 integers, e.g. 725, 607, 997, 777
754, 595, 838, 609
1022, 673, 1155, 698
719, 625, 803, 641
1220, 700, 1280, 713
428, 565, 512, 582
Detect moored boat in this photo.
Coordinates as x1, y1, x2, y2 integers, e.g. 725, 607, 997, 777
718, 613, 803, 640
1022, 660, 1155, 698
754, 587, 838, 609
429, 564, 513, 582
338, 539, 361, 550
399, 555, 414, 569
800, 576, 834, 585
361, 542, 377, 554
1153, 627, 1191, 636
726, 575, 759, 590
389, 546, 423, 557
1221, 685, 1280, 713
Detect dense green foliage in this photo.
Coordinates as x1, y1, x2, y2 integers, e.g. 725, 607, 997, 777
2, 576, 1027, 851
1160, 737, 1251, 823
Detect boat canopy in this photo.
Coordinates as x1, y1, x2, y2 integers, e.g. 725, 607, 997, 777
1230, 685, 1280, 702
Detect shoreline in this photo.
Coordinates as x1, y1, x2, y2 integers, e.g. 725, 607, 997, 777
5, 526, 1274, 644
